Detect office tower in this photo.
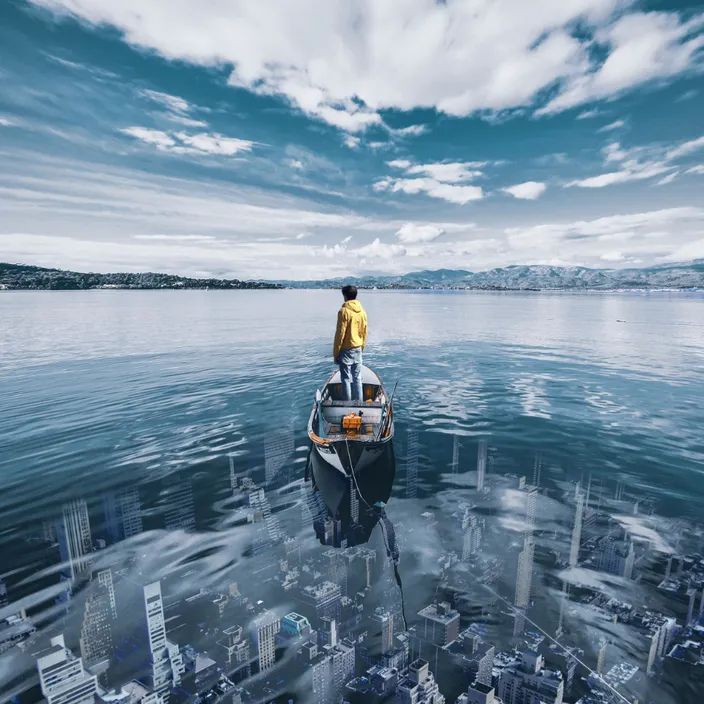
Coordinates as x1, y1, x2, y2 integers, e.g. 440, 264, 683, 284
162, 475, 195, 531
418, 601, 460, 647
253, 610, 280, 672
265, 430, 294, 485
372, 609, 394, 655
330, 637, 356, 693
396, 658, 445, 704
532, 452, 542, 489
37, 634, 98, 704
0, 578, 7, 608
358, 547, 376, 589
596, 640, 607, 674
462, 514, 481, 561
248, 487, 281, 541
456, 682, 502, 704
406, 428, 419, 499
319, 617, 338, 648
326, 551, 348, 596
350, 476, 360, 523
498, 651, 564, 704
514, 538, 535, 636
229, 456, 238, 493
56, 499, 93, 583
80, 569, 116, 666
43, 519, 58, 544
686, 588, 698, 626
103, 488, 143, 542
300, 581, 342, 621
594, 535, 635, 579
555, 581, 568, 640
452, 435, 460, 474
217, 626, 250, 680
614, 480, 624, 501
569, 485, 584, 567
477, 440, 487, 492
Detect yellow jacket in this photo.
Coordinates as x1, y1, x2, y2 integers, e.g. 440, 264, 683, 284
333, 300, 367, 359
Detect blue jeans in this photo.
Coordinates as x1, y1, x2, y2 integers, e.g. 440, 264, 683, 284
339, 347, 363, 401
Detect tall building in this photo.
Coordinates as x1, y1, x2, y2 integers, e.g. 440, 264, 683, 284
594, 535, 635, 579
462, 514, 482, 561
498, 651, 564, 704
406, 428, 419, 499
37, 634, 98, 704
372, 608, 394, 655
396, 658, 445, 704
452, 435, 460, 474
456, 682, 503, 704
569, 485, 584, 568
514, 537, 535, 635
265, 430, 294, 485
300, 581, 342, 621
217, 625, 250, 675
248, 487, 281, 542
418, 601, 460, 647
0, 578, 8, 608
253, 610, 280, 672
162, 475, 195, 531
80, 569, 116, 666
477, 440, 487, 492
349, 476, 360, 524
56, 499, 93, 583
103, 488, 143, 542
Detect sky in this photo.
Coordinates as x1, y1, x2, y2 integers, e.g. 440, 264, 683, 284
0, 0, 703, 280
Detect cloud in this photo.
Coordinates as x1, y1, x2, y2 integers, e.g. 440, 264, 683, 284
343, 135, 360, 149
163, 114, 209, 128
374, 177, 484, 205
502, 181, 547, 200
597, 119, 626, 132
600, 251, 625, 261
121, 127, 255, 156
318, 236, 352, 258
142, 89, 191, 114
405, 162, 485, 183
355, 237, 406, 259
576, 108, 601, 119
537, 11, 704, 115
686, 164, 704, 174
387, 159, 411, 170
657, 172, 678, 186
28, 1, 704, 130
288, 159, 304, 170
0, 117, 15, 127
133, 234, 216, 242
390, 124, 427, 137
395, 223, 444, 244
665, 135, 704, 161
663, 237, 704, 262
677, 89, 699, 102
566, 140, 674, 188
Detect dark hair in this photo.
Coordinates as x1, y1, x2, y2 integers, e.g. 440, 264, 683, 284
342, 285, 358, 300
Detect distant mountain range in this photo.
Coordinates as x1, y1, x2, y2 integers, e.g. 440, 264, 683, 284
2, 260, 703, 291
277, 261, 704, 290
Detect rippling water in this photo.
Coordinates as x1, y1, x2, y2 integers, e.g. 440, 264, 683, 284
1, 290, 703, 703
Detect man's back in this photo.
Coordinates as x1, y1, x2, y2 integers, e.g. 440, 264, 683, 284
334, 285, 367, 401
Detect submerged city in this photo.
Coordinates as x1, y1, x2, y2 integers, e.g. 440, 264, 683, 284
2, 414, 702, 704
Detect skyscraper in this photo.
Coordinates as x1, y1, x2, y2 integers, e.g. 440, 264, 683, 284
265, 430, 294, 485
37, 634, 98, 704
418, 601, 460, 647
79, 569, 117, 666
406, 428, 419, 499
162, 475, 195, 531
452, 435, 460, 475
253, 610, 280, 672
498, 651, 564, 704
514, 485, 537, 635
103, 488, 143, 543
372, 608, 394, 655
396, 658, 445, 704
462, 514, 481, 561
569, 485, 584, 568
349, 476, 360, 523
477, 440, 487, 492
0, 578, 8, 608
56, 499, 93, 583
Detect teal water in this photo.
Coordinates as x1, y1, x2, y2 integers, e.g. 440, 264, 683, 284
1, 290, 703, 703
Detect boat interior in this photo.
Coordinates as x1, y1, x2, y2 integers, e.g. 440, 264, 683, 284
316, 366, 388, 440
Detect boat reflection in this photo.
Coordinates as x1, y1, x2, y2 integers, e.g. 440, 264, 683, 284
305, 437, 396, 549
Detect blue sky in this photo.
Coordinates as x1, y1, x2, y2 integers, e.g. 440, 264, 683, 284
0, 0, 703, 279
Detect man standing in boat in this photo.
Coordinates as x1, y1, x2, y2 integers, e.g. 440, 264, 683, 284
333, 285, 368, 401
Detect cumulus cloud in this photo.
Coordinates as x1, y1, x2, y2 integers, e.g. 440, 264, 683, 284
121, 127, 255, 156
395, 223, 445, 244
318, 236, 352, 258
503, 181, 547, 200
343, 135, 361, 149
374, 177, 484, 205
600, 251, 625, 261
27, 1, 704, 130
378, 159, 485, 204
356, 237, 406, 259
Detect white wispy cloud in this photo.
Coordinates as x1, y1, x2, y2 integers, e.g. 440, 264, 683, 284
142, 89, 191, 114
121, 127, 255, 156
686, 164, 704, 174
390, 124, 427, 137
576, 108, 601, 119
28, 1, 704, 130
502, 181, 547, 200
665, 135, 704, 161
0, 118, 15, 127
657, 172, 678, 186
597, 119, 626, 133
